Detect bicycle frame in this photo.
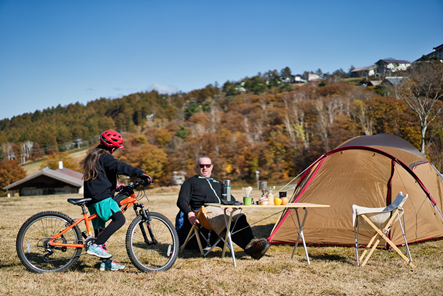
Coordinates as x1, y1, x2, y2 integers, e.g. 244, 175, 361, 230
47, 192, 148, 249
48, 207, 98, 249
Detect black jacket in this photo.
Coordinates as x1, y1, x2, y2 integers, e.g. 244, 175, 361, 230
83, 152, 144, 205
177, 175, 235, 215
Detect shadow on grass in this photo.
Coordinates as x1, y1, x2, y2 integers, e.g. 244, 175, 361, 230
309, 253, 352, 264
69, 261, 99, 272
179, 247, 228, 259
1, 262, 23, 269
250, 223, 274, 238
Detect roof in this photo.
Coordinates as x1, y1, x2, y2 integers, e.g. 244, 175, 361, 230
368, 80, 382, 86
434, 44, 443, 51
3, 167, 83, 190
377, 59, 411, 64
351, 65, 376, 72
382, 76, 404, 85
55, 168, 83, 180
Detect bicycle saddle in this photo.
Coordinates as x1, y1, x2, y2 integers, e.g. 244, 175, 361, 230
67, 198, 92, 205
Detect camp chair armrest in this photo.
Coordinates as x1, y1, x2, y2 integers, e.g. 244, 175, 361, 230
194, 207, 213, 231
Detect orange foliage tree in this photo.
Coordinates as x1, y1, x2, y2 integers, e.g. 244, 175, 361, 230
0, 160, 26, 196
117, 143, 167, 184
1, 72, 439, 186
39, 152, 80, 172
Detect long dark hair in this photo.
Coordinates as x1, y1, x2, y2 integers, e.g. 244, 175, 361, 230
80, 145, 107, 182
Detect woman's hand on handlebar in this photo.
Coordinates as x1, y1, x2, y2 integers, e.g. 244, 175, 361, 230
141, 174, 153, 185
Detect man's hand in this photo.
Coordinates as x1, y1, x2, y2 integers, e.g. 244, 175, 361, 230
188, 212, 200, 226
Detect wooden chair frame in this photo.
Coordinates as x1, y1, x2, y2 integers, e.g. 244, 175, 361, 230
180, 207, 232, 256
353, 192, 415, 268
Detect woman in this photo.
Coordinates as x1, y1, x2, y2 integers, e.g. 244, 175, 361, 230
81, 130, 151, 271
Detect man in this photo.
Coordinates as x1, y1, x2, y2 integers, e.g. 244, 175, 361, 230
177, 156, 270, 260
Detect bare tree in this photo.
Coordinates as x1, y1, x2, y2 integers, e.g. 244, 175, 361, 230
24, 141, 34, 155
313, 100, 330, 151
2, 143, 15, 160
281, 93, 309, 150
394, 61, 443, 154
352, 99, 373, 136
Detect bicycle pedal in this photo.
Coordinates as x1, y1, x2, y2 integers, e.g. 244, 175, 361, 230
84, 236, 97, 251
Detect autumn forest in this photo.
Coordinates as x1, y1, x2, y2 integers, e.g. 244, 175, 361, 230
1, 62, 443, 191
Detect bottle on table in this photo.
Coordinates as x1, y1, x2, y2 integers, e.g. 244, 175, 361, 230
224, 179, 231, 201
267, 187, 274, 205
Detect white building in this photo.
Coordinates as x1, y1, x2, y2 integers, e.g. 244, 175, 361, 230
375, 59, 411, 77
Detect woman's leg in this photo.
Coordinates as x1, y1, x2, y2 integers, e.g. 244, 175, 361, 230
95, 211, 126, 245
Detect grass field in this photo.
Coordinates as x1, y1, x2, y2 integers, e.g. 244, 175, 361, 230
1, 188, 443, 295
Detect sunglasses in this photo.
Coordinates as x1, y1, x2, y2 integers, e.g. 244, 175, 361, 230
199, 164, 212, 168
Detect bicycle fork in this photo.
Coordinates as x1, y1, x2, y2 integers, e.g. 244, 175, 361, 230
134, 204, 157, 245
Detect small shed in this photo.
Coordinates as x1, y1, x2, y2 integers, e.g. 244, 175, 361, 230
3, 167, 83, 197
367, 80, 382, 86
173, 171, 186, 186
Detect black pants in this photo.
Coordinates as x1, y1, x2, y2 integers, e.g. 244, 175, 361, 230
230, 214, 254, 249
95, 211, 126, 245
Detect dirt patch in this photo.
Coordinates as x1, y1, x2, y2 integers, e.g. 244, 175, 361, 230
148, 186, 181, 194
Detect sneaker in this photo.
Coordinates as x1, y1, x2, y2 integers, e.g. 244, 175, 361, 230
87, 244, 112, 258
244, 238, 270, 260
100, 259, 125, 271
244, 238, 261, 255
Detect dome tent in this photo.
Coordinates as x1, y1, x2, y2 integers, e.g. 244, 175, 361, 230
269, 134, 443, 247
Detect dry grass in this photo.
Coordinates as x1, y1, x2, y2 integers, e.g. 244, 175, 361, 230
1, 189, 443, 296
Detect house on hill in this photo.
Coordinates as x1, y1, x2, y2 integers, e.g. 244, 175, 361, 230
375, 59, 411, 76
293, 75, 307, 83
304, 73, 322, 81
3, 161, 83, 197
420, 43, 443, 61
347, 65, 376, 78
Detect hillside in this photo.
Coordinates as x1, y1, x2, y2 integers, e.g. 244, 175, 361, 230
2, 65, 443, 187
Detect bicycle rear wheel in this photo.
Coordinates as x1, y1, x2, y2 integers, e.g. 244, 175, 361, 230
126, 212, 179, 272
16, 211, 82, 273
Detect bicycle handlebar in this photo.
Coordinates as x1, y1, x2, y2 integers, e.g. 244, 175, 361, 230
116, 178, 150, 193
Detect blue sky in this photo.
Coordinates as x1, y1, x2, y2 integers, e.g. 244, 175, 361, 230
0, 0, 442, 121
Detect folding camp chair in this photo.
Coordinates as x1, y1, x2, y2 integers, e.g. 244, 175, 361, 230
352, 192, 415, 268
180, 206, 232, 256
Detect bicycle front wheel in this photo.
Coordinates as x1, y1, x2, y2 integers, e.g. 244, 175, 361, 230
16, 211, 82, 273
126, 212, 179, 272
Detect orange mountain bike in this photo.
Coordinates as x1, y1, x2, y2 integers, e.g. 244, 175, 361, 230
16, 179, 179, 273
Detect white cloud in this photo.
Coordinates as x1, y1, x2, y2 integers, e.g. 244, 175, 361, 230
148, 83, 179, 94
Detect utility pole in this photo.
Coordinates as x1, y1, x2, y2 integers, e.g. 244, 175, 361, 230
256, 171, 260, 189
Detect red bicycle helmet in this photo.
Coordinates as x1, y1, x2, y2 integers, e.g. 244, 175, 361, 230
100, 130, 124, 149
